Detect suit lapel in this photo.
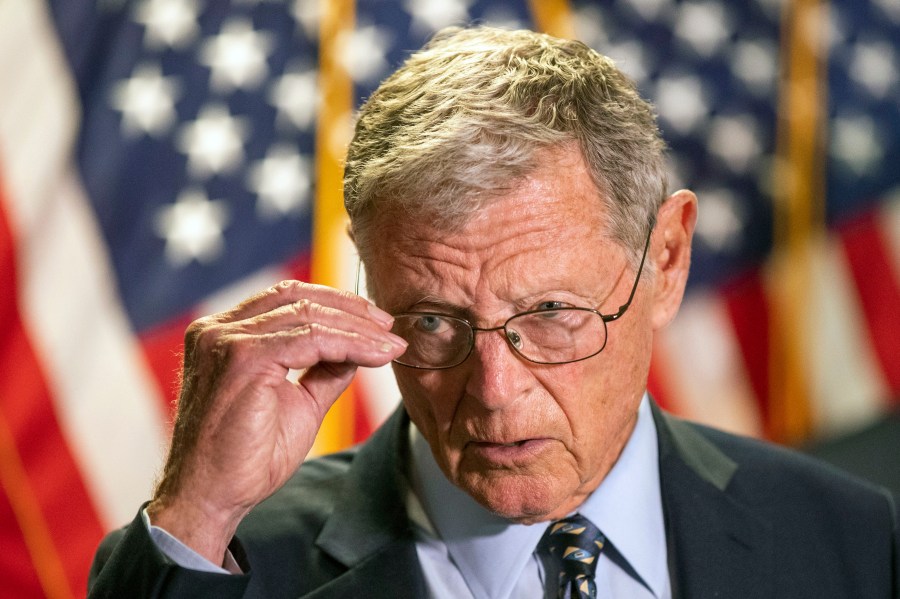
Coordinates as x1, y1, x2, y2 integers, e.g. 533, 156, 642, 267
652, 403, 774, 599
309, 407, 427, 598
300, 542, 424, 599
304, 400, 777, 598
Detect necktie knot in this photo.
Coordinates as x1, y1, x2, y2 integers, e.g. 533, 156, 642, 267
540, 514, 606, 599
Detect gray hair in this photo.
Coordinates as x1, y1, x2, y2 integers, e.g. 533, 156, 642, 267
344, 25, 668, 266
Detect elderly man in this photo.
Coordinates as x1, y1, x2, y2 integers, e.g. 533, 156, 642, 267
89, 27, 897, 598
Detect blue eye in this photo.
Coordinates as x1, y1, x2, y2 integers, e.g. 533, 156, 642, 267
537, 301, 566, 311
416, 315, 446, 333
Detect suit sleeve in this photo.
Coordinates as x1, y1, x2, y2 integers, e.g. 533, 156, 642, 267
87, 505, 252, 599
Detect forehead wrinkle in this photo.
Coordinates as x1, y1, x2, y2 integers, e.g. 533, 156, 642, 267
375, 241, 482, 312
384, 208, 612, 316
370, 151, 622, 314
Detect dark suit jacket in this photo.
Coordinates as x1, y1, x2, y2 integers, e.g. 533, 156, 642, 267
88, 403, 900, 598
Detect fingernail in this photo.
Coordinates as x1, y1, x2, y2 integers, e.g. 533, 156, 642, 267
367, 303, 394, 326
377, 334, 407, 353
387, 332, 408, 348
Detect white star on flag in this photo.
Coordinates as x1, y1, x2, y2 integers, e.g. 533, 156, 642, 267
291, 0, 322, 39
707, 115, 763, 174
831, 115, 884, 177
268, 63, 318, 131
848, 40, 898, 99
573, 5, 609, 48
154, 188, 231, 265
404, 0, 473, 35
176, 104, 250, 177
337, 25, 392, 83
730, 39, 779, 96
109, 63, 181, 137
200, 18, 275, 92
655, 74, 709, 135
695, 189, 745, 252
607, 40, 651, 86
675, 2, 731, 57
247, 144, 312, 219
133, 0, 200, 50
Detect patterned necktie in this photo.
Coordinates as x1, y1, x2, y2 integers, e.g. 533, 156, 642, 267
539, 513, 606, 599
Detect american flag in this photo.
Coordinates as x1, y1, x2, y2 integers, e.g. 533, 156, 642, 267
0, 0, 896, 596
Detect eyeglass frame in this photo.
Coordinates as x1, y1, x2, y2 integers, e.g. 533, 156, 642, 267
386, 224, 655, 370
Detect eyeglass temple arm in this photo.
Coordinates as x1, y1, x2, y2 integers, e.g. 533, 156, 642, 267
602, 225, 653, 323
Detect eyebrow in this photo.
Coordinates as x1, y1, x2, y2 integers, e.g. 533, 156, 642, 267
395, 295, 471, 316
393, 290, 602, 323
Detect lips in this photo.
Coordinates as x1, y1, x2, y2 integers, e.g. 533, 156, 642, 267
478, 440, 527, 448
465, 438, 552, 465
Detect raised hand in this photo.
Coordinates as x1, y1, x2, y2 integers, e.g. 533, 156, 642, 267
146, 281, 407, 564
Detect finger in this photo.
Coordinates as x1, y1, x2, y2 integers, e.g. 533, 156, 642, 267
237, 299, 398, 344
295, 361, 359, 419
275, 323, 407, 370
221, 323, 406, 380
221, 281, 392, 326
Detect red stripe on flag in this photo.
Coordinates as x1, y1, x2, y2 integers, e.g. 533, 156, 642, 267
647, 348, 674, 413
721, 271, 771, 434
839, 210, 900, 400
1, 180, 104, 598
284, 251, 312, 284
0, 485, 46, 599
352, 383, 375, 442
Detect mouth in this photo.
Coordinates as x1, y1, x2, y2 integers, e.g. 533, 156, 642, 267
466, 438, 552, 465
478, 440, 528, 448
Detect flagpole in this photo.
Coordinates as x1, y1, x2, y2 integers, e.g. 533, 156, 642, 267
528, 0, 575, 39
309, 0, 357, 455
769, 0, 829, 444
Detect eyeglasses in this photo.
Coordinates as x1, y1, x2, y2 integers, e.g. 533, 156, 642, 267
390, 226, 653, 369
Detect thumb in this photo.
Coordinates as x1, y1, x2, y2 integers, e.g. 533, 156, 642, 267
296, 361, 359, 420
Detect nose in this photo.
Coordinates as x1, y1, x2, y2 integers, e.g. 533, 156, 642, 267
463, 327, 532, 410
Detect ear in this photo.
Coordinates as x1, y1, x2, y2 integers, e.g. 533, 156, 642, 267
649, 189, 698, 330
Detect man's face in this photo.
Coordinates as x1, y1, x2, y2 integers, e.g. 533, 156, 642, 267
367, 146, 659, 524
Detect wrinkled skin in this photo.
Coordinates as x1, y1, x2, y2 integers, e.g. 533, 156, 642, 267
367, 146, 696, 523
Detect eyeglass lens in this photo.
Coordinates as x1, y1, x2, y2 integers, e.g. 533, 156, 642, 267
390, 309, 608, 369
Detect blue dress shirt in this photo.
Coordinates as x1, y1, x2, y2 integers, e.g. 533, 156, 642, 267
407, 394, 671, 599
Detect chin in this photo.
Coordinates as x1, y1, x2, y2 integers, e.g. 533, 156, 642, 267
455, 470, 572, 524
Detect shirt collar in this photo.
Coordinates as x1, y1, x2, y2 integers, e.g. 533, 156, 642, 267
408, 393, 667, 599
408, 422, 546, 599
577, 394, 668, 598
